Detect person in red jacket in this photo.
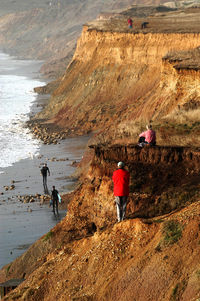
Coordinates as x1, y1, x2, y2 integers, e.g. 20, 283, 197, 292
112, 161, 130, 222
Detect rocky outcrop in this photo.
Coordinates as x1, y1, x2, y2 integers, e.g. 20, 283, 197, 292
1, 145, 200, 300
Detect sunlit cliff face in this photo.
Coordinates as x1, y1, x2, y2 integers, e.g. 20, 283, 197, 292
2, 144, 200, 301
37, 26, 200, 145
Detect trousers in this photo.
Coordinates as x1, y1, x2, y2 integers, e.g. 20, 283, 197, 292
115, 196, 128, 222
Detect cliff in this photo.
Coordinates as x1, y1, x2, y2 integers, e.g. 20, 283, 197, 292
34, 6, 200, 146
1, 145, 200, 300
1, 4, 200, 301
0, 0, 149, 78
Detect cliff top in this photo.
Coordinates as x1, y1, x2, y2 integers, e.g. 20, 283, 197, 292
86, 6, 200, 34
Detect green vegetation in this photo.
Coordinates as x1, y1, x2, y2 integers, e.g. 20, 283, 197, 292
171, 283, 179, 301
43, 230, 53, 242
170, 280, 187, 301
162, 220, 182, 246
6, 264, 11, 275
153, 219, 164, 223
196, 269, 200, 279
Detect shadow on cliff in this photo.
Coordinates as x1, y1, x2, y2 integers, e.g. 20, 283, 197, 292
88, 144, 200, 223
2, 144, 200, 301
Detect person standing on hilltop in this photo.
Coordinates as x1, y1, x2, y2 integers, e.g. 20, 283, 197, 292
138, 124, 156, 146
128, 18, 133, 29
41, 163, 50, 189
112, 162, 130, 223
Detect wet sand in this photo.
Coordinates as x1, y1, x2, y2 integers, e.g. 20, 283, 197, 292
0, 53, 90, 268
0, 135, 89, 268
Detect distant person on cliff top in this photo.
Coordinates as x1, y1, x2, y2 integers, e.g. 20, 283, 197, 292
51, 185, 59, 214
41, 163, 50, 189
138, 124, 156, 147
141, 22, 149, 29
128, 18, 133, 29
112, 161, 130, 222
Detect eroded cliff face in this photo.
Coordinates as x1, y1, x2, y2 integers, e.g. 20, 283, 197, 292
1, 145, 200, 300
0, 0, 156, 77
37, 27, 200, 144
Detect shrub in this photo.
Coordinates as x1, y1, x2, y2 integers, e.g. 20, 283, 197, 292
6, 264, 11, 275
171, 283, 179, 301
196, 269, 200, 279
43, 231, 53, 241
162, 220, 182, 245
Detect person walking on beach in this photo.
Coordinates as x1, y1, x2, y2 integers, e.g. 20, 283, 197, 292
51, 185, 59, 214
41, 163, 50, 189
112, 161, 130, 222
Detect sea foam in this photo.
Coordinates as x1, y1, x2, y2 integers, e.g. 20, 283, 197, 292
0, 53, 45, 170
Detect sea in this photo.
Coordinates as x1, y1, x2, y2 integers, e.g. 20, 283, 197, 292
0, 53, 89, 268
0, 52, 44, 170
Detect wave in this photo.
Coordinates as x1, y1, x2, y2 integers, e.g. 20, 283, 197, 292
0, 53, 46, 170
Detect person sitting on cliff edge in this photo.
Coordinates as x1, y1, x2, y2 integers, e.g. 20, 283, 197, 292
138, 124, 156, 147
112, 161, 130, 223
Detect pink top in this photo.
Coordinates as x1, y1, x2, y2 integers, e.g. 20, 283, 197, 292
139, 129, 156, 144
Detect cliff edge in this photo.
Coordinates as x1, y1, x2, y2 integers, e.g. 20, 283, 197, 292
1, 145, 200, 300
33, 6, 200, 146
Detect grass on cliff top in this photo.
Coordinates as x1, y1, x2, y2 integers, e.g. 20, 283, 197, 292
153, 120, 200, 146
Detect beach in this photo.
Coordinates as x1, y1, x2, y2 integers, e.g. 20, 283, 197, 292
0, 53, 89, 268
0, 135, 89, 269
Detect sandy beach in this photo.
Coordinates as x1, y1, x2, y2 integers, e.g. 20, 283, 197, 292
0, 135, 89, 268
0, 54, 90, 268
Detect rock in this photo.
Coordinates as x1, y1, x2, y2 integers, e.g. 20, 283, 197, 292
71, 160, 78, 166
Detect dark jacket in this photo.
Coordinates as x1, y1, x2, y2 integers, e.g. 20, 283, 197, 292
52, 189, 58, 200
41, 166, 50, 176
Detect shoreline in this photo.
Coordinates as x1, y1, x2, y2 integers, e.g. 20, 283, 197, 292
0, 54, 90, 268
0, 135, 89, 269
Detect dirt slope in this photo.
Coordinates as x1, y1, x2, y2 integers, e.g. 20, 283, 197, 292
1, 145, 200, 300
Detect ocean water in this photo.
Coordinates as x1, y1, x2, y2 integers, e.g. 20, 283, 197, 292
0, 52, 45, 171
0, 53, 89, 268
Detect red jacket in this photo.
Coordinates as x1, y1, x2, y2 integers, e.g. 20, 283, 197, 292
112, 168, 130, 196
128, 18, 133, 26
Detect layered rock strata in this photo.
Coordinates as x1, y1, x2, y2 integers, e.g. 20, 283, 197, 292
1, 145, 200, 300
37, 25, 200, 144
